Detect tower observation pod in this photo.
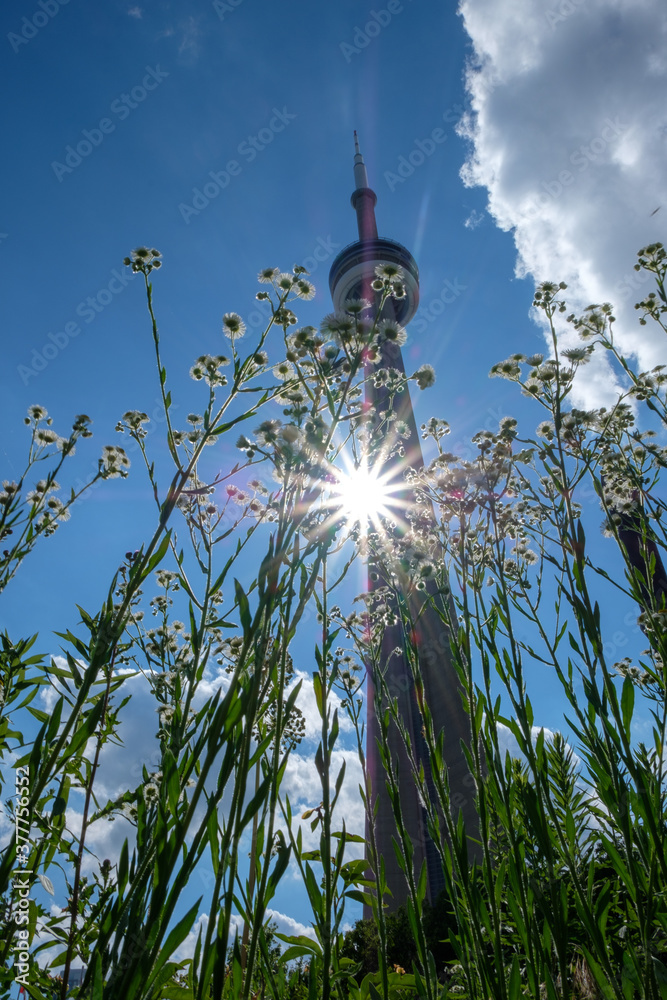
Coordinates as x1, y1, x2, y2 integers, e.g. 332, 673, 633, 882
328, 134, 480, 914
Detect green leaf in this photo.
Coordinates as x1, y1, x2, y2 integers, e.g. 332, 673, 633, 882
64, 697, 106, 760
508, 955, 522, 1000
580, 945, 616, 1000
328, 707, 339, 752
620, 675, 635, 738
266, 836, 291, 899
280, 945, 317, 963
416, 860, 427, 903
333, 760, 346, 803
90, 950, 104, 1000
312, 673, 324, 717
276, 934, 322, 958
149, 899, 202, 989
52, 787, 68, 817
314, 743, 324, 780
145, 530, 172, 575
234, 578, 252, 636
240, 774, 271, 829
345, 888, 374, 914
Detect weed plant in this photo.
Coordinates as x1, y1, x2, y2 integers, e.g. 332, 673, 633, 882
1, 243, 666, 999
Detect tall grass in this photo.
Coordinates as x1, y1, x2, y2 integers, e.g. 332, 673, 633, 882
1, 243, 666, 999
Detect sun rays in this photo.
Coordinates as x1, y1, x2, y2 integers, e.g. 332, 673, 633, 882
326, 456, 405, 535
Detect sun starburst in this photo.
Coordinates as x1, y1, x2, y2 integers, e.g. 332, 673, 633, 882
328, 458, 402, 533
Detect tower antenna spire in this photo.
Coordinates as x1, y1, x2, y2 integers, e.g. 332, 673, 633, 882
353, 129, 369, 189
351, 130, 378, 241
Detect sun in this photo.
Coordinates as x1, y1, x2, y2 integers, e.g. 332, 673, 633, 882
330, 460, 400, 530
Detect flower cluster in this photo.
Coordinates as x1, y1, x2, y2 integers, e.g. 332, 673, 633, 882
373, 367, 405, 392
371, 262, 407, 301
633, 243, 667, 329
421, 417, 450, 443
123, 247, 162, 275
612, 657, 651, 686
99, 445, 131, 479
0, 481, 20, 510
116, 410, 150, 439
189, 354, 230, 387
320, 311, 374, 353
377, 318, 407, 347
24, 405, 93, 458
222, 313, 246, 340
257, 266, 315, 302
627, 366, 667, 402
566, 301, 615, 341
413, 364, 436, 390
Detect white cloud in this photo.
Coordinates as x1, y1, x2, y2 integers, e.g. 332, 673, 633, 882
170, 908, 315, 964
495, 721, 581, 769
171, 912, 245, 963
174, 913, 207, 962
266, 908, 316, 941
22, 655, 364, 921
495, 721, 555, 760
459, 0, 667, 405
63, 804, 137, 875
289, 669, 355, 743
464, 208, 485, 230
177, 16, 202, 63
281, 747, 365, 854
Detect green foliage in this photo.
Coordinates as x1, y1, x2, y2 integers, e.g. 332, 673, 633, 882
341, 891, 457, 979
1, 242, 667, 1000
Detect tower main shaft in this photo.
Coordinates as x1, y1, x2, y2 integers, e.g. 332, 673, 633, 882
328, 136, 478, 913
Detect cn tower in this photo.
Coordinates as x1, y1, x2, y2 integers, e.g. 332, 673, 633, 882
328, 135, 478, 912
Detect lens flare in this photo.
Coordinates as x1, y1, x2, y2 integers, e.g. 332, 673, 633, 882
330, 461, 400, 529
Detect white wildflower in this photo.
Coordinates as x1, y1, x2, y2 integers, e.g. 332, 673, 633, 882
413, 364, 436, 389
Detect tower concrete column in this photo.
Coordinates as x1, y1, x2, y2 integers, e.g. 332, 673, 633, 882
328, 136, 479, 914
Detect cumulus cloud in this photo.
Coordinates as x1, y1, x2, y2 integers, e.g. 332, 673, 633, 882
458, 0, 667, 405
172, 912, 245, 962
266, 908, 317, 941
495, 721, 581, 767
288, 669, 355, 743
281, 747, 365, 853
171, 908, 315, 964
60, 801, 137, 876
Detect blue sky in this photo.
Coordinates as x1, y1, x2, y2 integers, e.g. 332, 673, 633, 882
1, 0, 522, 635
1, 0, 666, 964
